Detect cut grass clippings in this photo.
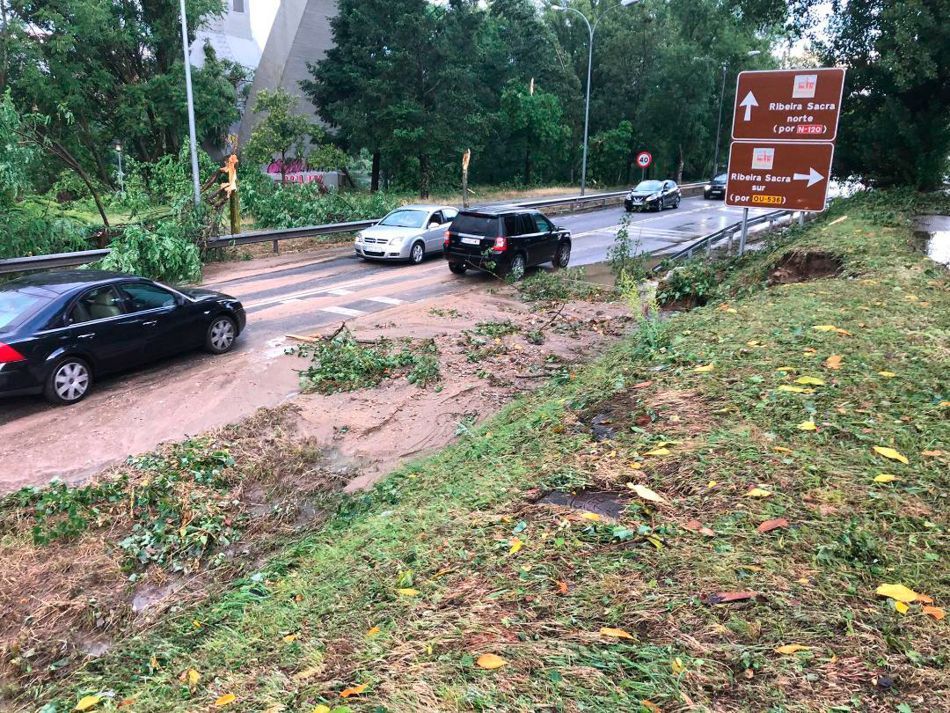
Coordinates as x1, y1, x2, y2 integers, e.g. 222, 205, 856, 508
15, 194, 950, 711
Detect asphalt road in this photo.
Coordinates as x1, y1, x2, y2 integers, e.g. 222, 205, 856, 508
0, 196, 770, 488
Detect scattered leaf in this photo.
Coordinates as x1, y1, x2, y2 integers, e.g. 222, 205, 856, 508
757, 518, 789, 533
778, 385, 813, 394
693, 364, 714, 373
633, 380, 653, 389
825, 354, 843, 370
646, 535, 664, 549
579, 512, 601, 521
795, 376, 825, 386
627, 483, 668, 504
74, 696, 102, 712
917, 594, 934, 604
396, 588, 419, 597
895, 601, 909, 615
873, 446, 908, 464
214, 694, 237, 708
599, 627, 634, 639
745, 487, 772, 498
629, 461, 644, 470
775, 644, 811, 655
877, 370, 896, 378
876, 583, 918, 603
293, 665, 322, 681
644, 447, 671, 456
873, 473, 899, 483
671, 657, 685, 675
684, 519, 702, 531
703, 591, 757, 605
776, 366, 797, 372
366, 626, 381, 637
797, 421, 817, 431
707, 480, 718, 488
312, 706, 331, 713
186, 669, 200, 688
813, 325, 852, 335
508, 538, 524, 555
641, 701, 661, 713
282, 633, 298, 643
923, 606, 945, 621
555, 580, 569, 594
340, 683, 367, 698
476, 654, 508, 669
921, 450, 943, 457
773, 446, 793, 453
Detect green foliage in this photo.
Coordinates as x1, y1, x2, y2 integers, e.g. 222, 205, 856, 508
101, 222, 202, 284
0, 206, 93, 260
473, 320, 520, 338
295, 329, 441, 394
0, 89, 36, 204
607, 215, 647, 282
655, 260, 719, 307
498, 82, 569, 184
518, 268, 609, 303
243, 89, 319, 180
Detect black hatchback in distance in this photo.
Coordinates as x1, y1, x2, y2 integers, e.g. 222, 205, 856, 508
443, 207, 572, 279
0, 271, 246, 405
704, 173, 727, 199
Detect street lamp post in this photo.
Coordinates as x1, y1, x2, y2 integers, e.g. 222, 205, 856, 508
178, 0, 202, 208
114, 141, 124, 194
552, 0, 640, 196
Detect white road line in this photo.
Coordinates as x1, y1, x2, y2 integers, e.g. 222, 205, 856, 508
365, 296, 404, 305
320, 305, 366, 317
327, 288, 354, 296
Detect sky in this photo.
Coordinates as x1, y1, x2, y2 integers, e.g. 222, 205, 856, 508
249, 0, 280, 51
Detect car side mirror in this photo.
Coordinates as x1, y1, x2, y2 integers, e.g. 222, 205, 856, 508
428, 221, 440, 230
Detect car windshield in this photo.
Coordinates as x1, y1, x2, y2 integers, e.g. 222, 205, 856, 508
379, 209, 428, 228
0, 290, 48, 330
713, 174, 727, 182
634, 180, 664, 192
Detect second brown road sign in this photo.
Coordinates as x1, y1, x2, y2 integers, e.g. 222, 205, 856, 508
725, 141, 834, 212
732, 68, 845, 142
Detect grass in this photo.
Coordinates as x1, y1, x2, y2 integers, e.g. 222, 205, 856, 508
19, 195, 950, 711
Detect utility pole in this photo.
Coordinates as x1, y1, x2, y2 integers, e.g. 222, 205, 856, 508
712, 64, 727, 175
179, 0, 202, 208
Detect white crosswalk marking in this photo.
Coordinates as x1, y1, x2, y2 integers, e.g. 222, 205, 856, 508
366, 296, 404, 305
320, 305, 365, 317
327, 288, 354, 296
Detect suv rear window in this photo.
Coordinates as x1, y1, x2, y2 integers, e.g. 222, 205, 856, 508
451, 213, 499, 237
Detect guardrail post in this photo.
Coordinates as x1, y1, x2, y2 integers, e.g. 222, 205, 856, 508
798, 212, 805, 226
273, 239, 279, 255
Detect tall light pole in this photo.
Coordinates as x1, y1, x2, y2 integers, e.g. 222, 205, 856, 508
114, 141, 124, 194
179, 0, 202, 207
552, 0, 640, 196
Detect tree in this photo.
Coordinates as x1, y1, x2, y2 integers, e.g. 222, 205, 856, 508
243, 88, 315, 184
820, 0, 950, 190
498, 83, 568, 185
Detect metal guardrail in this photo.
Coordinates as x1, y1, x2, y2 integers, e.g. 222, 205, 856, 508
0, 183, 705, 276
651, 209, 791, 271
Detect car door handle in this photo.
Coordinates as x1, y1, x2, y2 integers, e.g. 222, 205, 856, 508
142, 320, 158, 327
78, 333, 95, 340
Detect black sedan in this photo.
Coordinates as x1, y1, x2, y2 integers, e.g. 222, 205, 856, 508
0, 271, 246, 405
624, 180, 681, 212
704, 173, 727, 199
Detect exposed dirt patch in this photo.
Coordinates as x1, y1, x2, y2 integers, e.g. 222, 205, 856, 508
767, 250, 843, 284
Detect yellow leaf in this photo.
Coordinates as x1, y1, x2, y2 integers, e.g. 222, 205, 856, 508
778, 385, 813, 394
726, 308, 738, 314
876, 583, 919, 603
396, 588, 419, 597
671, 657, 685, 675
773, 446, 793, 453
340, 684, 367, 698
366, 626, 381, 637
282, 633, 298, 643
629, 461, 644, 470
476, 653, 508, 669
579, 512, 601, 521
795, 376, 825, 386
641, 701, 662, 713
693, 364, 714, 373
873, 473, 899, 483
214, 694, 237, 707
895, 601, 909, 615
775, 644, 810, 655
646, 535, 663, 549
313, 706, 331, 713
509, 538, 524, 554
627, 483, 668, 504
186, 669, 201, 687
599, 627, 634, 639
825, 354, 843, 370
878, 370, 896, 378
707, 480, 718, 488
923, 606, 945, 621
74, 695, 102, 712
873, 446, 908, 464
813, 325, 851, 335
940, 401, 950, 408
644, 448, 671, 456
797, 421, 817, 431
745, 487, 772, 498
776, 366, 797, 372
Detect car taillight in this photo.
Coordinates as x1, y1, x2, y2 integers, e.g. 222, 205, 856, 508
443, 230, 451, 247
0, 342, 25, 364
492, 237, 508, 252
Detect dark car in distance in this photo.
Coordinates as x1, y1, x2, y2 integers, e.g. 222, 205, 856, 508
624, 179, 681, 212
704, 173, 727, 199
443, 207, 572, 280
0, 271, 246, 405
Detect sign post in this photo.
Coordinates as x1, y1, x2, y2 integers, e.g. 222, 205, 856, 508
726, 68, 845, 254
636, 151, 652, 181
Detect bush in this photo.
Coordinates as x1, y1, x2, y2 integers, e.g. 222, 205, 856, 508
100, 222, 202, 283
0, 206, 93, 259
656, 260, 719, 307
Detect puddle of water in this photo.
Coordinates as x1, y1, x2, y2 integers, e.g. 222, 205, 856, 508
538, 490, 628, 520
132, 579, 185, 613
915, 230, 950, 268
76, 635, 112, 658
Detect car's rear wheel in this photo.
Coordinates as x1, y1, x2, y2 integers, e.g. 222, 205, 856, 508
45, 357, 93, 405
505, 253, 527, 281
449, 262, 467, 275
552, 241, 571, 270
206, 315, 237, 354
409, 241, 425, 265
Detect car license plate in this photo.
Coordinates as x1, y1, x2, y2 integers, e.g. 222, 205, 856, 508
461, 237, 481, 246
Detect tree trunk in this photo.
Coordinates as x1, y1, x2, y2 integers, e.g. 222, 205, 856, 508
524, 147, 532, 186
419, 153, 430, 199
280, 150, 286, 186
370, 150, 381, 192
677, 144, 685, 185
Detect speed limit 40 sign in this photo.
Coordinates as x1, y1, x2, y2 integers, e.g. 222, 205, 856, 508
636, 151, 652, 169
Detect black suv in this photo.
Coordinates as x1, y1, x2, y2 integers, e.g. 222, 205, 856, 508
704, 173, 727, 199
443, 207, 572, 279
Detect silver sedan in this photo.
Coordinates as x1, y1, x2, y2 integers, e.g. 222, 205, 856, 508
354, 205, 459, 264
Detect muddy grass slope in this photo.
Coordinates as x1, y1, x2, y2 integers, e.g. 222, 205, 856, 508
31, 196, 950, 711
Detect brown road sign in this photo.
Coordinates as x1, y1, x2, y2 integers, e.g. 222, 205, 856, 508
725, 141, 834, 212
732, 68, 845, 142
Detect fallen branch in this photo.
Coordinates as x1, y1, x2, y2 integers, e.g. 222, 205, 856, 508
538, 303, 567, 332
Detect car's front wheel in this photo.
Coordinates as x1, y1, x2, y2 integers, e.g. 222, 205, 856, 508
206, 315, 238, 354
409, 241, 425, 265
552, 241, 571, 270
448, 262, 467, 275
673, 195, 681, 209
45, 356, 93, 405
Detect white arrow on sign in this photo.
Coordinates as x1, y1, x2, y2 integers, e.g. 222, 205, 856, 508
793, 167, 825, 188
739, 91, 758, 121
